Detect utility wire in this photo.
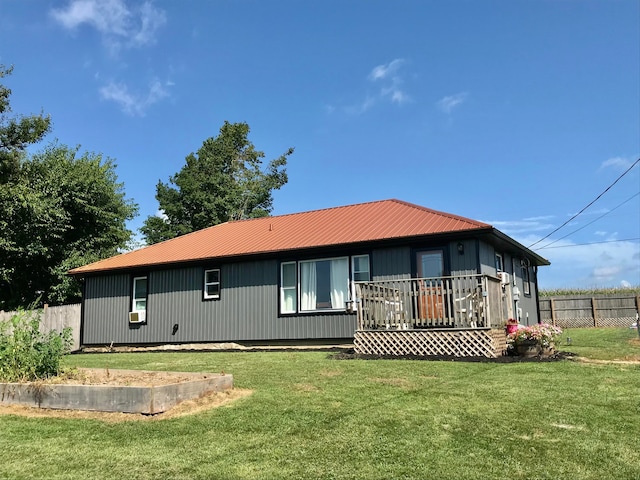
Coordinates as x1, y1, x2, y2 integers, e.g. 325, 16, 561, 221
528, 157, 640, 248
536, 191, 640, 249
537, 237, 640, 250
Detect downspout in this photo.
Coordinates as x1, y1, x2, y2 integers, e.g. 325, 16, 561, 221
534, 265, 542, 325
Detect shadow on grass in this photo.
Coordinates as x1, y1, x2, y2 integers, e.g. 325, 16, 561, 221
328, 350, 579, 363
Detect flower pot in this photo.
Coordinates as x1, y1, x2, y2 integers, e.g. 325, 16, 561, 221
516, 341, 540, 358
539, 344, 555, 358
506, 324, 519, 335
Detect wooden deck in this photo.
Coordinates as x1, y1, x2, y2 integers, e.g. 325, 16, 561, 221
353, 275, 507, 358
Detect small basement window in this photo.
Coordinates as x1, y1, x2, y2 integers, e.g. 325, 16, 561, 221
204, 269, 221, 300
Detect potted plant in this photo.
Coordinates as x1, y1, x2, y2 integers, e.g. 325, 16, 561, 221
506, 323, 563, 358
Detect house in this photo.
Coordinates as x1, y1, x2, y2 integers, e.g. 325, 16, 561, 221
69, 199, 549, 357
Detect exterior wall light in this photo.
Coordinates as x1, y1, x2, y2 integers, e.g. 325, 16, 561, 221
457, 243, 464, 255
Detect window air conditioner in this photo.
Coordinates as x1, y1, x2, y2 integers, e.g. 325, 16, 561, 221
129, 311, 146, 323
499, 272, 510, 285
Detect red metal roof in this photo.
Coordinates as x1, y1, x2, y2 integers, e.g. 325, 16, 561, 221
69, 199, 491, 275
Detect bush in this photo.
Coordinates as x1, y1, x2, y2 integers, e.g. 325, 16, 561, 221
0, 309, 72, 382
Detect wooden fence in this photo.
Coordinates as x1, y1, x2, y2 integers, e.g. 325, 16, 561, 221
539, 294, 639, 328
0, 304, 81, 351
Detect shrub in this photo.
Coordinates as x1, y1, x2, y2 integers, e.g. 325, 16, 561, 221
0, 308, 72, 382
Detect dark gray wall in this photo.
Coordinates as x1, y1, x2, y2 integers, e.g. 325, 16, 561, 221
83, 259, 356, 345
82, 240, 542, 345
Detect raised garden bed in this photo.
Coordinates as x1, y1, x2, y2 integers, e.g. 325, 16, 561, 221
0, 369, 233, 414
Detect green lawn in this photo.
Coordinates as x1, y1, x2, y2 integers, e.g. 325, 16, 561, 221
1, 328, 638, 480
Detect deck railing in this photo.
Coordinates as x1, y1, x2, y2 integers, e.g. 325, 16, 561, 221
354, 275, 504, 330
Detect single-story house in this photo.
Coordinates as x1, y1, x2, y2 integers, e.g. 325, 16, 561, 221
70, 199, 549, 357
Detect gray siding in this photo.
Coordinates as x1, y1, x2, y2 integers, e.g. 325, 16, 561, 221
449, 239, 478, 276
83, 259, 356, 345
371, 246, 411, 280
82, 240, 542, 345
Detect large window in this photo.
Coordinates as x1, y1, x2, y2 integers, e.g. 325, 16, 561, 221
132, 276, 147, 313
203, 269, 221, 300
280, 255, 369, 314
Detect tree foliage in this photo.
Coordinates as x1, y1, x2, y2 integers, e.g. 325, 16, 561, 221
0, 65, 51, 183
0, 144, 138, 310
141, 121, 294, 244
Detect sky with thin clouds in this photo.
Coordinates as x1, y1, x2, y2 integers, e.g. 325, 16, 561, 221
1, 0, 638, 288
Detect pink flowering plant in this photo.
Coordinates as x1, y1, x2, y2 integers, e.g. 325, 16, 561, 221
507, 323, 563, 348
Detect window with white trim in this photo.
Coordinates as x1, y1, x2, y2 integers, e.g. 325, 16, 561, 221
279, 255, 369, 314
204, 269, 221, 300
352, 255, 371, 282
522, 266, 531, 296
132, 276, 147, 312
495, 253, 504, 272
280, 262, 297, 313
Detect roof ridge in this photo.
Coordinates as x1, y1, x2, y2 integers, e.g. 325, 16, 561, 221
389, 199, 491, 227
223, 199, 396, 224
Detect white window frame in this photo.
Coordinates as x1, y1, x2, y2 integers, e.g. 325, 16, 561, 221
280, 261, 297, 314
132, 276, 147, 313
352, 255, 371, 282
522, 266, 531, 296
203, 268, 221, 300
495, 253, 504, 273
279, 254, 370, 314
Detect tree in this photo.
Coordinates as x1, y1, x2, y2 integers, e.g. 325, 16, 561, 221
0, 144, 138, 310
141, 121, 294, 245
0, 65, 51, 183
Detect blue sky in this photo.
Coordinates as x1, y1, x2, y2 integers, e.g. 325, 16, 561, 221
1, 0, 638, 289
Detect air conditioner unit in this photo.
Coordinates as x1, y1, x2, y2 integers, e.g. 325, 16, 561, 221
499, 272, 510, 285
129, 311, 146, 324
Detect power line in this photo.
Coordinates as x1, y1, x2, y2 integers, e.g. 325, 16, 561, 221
536, 237, 640, 250
537, 191, 640, 249
528, 157, 640, 248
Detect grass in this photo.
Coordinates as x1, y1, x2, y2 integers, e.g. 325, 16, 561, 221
0, 329, 638, 480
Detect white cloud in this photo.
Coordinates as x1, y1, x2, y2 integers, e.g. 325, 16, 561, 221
523, 234, 640, 288
339, 58, 410, 115
600, 156, 634, 171
51, 0, 166, 51
99, 79, 169, 115
437, 92, 468, 114
481, 218, 555, 235
369, 59, 405, 81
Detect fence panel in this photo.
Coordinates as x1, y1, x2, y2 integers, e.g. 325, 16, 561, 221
0, 304, 81, 351
539, 294, 639, 328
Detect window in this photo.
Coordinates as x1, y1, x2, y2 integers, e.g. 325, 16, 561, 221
300, 257, 349, 311
495, 253, 504, 272
280, 262, 297, 313
522, 266, 531, 296
352, 255, 371, 282
280, 254, 368, 314
416, 250, 444, 278
204, 269, 221, 300
132, 276, 147, 312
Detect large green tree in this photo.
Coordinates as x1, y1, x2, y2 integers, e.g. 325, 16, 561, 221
141, 121, 294, 244
0, 65, 51, 183
0, 144, 138, 310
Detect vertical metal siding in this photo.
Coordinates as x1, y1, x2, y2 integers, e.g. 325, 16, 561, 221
82, 259, 356, 345
449, 240, 478, 276
478, 241, 497, 276
371, 246, 411, 281
83, 274, 130, 345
